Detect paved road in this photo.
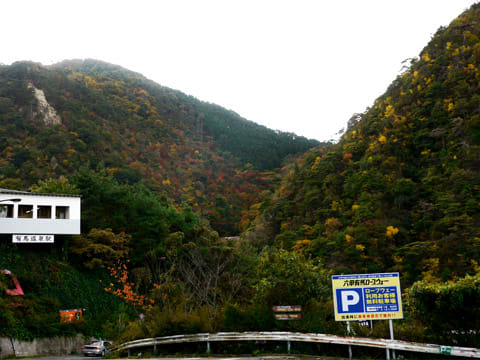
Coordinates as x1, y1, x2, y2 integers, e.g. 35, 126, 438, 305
13, 357, 84, 360
16, 356, 349, 360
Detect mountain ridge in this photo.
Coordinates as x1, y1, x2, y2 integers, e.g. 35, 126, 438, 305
0, 59, 321, 234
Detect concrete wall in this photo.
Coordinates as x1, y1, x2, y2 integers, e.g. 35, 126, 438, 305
2, 218, 81, 235
0, 334, 86, 357
0, 193, 81, 235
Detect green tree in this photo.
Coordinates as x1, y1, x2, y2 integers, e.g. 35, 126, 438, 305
30, 176, 80, 194
71, 228, 130, 269
254, 248, 330, 306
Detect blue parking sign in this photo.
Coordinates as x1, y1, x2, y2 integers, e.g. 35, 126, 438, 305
336, 288, 364, 313
332, 273, 403, 321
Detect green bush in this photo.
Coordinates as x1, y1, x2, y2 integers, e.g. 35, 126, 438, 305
406, 271, 480, 346
223, 303, 275, 332
146, 306, 213, 337
0, 242, 126, 340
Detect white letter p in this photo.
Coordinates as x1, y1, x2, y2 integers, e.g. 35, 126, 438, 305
341, 290, 360, 312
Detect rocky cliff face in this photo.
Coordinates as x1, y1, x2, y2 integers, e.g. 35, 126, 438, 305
28, 82, 61, 125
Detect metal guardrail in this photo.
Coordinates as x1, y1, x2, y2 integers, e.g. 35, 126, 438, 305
113, 331, 480, 358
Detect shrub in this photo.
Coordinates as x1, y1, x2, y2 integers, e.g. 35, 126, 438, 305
406, 271, 480, 346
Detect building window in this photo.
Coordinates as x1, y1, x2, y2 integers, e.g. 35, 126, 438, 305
18, 205, 33, 218
56, 206, 69, 219
0, 204, 14, 218
37, 206, 52, 219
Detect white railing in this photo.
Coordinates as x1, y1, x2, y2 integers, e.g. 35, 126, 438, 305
113, 331, 480, 358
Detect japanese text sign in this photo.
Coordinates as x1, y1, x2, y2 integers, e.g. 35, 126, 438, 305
272, 305, 302, 312
332, 272, 403, 321
13, 234, 54, 243
272, 305, 302, 320
274, 313, 302, 320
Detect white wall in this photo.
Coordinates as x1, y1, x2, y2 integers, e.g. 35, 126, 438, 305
0, 194, 81, 235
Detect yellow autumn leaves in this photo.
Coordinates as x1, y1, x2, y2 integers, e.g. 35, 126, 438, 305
386, 226, 399, 238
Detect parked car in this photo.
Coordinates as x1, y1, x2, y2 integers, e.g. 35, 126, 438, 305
81, 340, 112, 357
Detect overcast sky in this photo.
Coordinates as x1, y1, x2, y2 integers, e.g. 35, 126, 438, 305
2, 0, 477, 141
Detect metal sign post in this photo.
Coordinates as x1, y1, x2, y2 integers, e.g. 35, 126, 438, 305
347, 321, 352, 359
389, 319, 396, 359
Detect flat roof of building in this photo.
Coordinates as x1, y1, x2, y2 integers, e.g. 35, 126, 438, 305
0, 189, 82, 198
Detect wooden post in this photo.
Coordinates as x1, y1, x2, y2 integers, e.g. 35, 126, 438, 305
287, 340, 291, 353
207, 340, 210, 353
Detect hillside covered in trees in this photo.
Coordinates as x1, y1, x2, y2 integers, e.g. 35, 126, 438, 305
1, 3, 480, 357
0, 59, 319, 235
234, 3, 480, 347
244, 3, 480, 285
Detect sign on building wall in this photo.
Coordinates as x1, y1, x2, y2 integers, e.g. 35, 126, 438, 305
12, 234, 54, 243
332, 272, 403, 321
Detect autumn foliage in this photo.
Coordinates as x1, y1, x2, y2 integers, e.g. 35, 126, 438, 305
103, 261, 155, 312
245, 3, 480, 286
1, 3, 480, 351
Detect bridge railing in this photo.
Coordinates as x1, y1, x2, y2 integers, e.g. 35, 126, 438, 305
113, 331, 480, 358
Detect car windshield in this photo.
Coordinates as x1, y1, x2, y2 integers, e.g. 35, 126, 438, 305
88, 341, 102, 346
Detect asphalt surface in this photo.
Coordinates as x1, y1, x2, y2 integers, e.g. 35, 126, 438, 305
14, 356, 349, 360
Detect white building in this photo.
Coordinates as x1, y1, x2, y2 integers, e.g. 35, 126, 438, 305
0, 189, 81, 235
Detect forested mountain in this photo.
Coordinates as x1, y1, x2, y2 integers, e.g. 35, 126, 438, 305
0, 58, 320, 343
244, 4, 480, 285
0, 59, 319, 234
2, 4, 480, 353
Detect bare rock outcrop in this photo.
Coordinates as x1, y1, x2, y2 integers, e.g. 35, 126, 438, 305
28, 82, 61, 125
